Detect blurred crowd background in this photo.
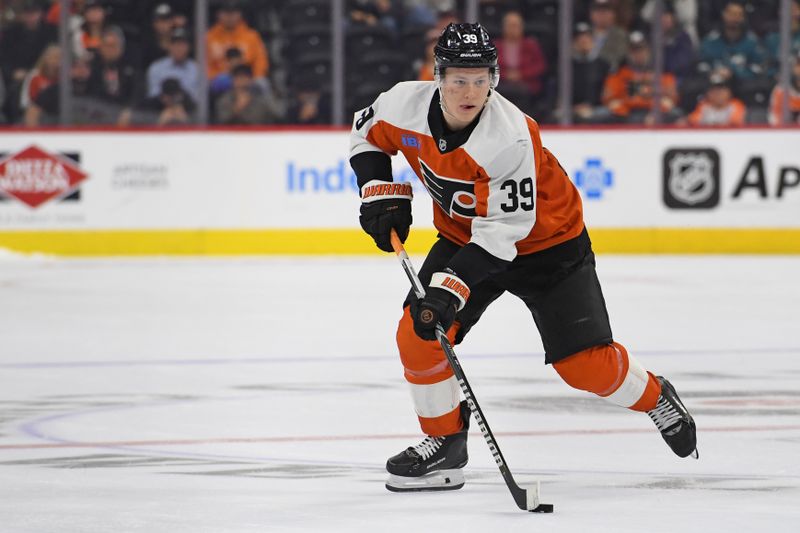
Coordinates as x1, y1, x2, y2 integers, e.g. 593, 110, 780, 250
0, 0, 799, 128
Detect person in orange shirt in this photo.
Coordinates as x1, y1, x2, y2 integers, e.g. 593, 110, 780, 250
602, 31, 681, 123
416, 28, 439, 82
21, 44, 61, 111
46, 0, 83, 32
206, 0, 269, 83
688, 73, 747, 126
768, 50, 800, 125
74, 0, 107, 59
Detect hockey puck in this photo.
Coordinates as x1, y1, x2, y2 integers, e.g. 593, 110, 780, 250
530, 503, 554, 513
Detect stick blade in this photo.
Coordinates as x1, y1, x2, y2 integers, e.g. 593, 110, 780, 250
524, 481, 554, 513
530, 503, 554, 513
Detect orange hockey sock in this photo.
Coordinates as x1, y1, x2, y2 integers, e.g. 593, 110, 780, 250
396, 306, 463, 436
553, 342, 661, 412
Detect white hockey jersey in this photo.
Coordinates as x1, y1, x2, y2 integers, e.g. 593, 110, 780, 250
350, 81, 583, 262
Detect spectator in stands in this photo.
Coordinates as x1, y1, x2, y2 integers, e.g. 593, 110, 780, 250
20, 44, 61, 113
74, 0, 108, 59
657, 2, 695, 82
46, 0, 109, 33
147, 27, 200, 104
612, 0, 639, 31
764, 0, 800, 75
349, 0, 380, 27
572, 22, 611, 123
403, 0, 442, 28
123, 1, 193, 33
0, 0, 57, 122
215, 64, 282, 125
433, 8, 458, 32
495, 10, 548, 100
348, 0, 401, 31
699, 1, 765, 82
206, 0, 269, 85
149, 77, 195, 126
687, 73, 746, 125
375, 0, 403, 32
286, 86, 332, 124
641, 0, 699, 46
171, 9, 191, 32
768, 50, 800, 125
210, 47, 245, 96
86, 26, 139, 126
46, 0, 79, 26
0, 0, 57, 79
589, 0, 629, 71
140, 3, 175, 70
716, 0, 780, 37
416, 28, 439, 82
24, 56, 92, 126
602, 31, 681, 123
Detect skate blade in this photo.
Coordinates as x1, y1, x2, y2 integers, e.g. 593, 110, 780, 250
385, 469, 465, 492
690, 448, 699, 460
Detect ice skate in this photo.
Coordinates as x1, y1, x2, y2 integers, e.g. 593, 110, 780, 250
385, 402, 470, 492
647, 376, 698, 459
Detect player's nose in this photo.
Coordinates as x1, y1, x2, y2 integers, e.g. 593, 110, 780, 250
464, 83, 478, 99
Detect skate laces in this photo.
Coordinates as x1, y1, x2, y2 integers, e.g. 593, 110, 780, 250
412, 436, 444, 460
647, 396, 684, 432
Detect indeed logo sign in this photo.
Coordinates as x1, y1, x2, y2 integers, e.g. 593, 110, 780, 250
286, 160, 423, 194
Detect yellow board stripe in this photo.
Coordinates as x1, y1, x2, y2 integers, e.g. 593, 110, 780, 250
0, 228, 799, 256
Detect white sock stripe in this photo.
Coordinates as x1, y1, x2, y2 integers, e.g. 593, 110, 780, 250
409, 376, 460, 419
429, 272, 469, 311
360, 179, 413, 202
603, 348, 649, 408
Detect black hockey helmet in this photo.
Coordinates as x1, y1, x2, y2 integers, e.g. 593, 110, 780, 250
434, 23, 499, 86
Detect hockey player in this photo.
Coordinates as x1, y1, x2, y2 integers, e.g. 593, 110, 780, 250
349, 22, 698, 493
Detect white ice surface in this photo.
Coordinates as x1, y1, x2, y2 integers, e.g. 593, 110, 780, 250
1, 253, 799, 532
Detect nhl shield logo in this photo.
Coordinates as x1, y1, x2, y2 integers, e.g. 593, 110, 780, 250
438, 138, 447, 152
663, 148, 720, 209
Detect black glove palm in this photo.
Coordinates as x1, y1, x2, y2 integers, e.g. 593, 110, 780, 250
359, 199, 412, 253
411, 287, 459, 341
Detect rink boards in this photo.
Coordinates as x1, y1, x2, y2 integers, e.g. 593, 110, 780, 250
0, 127, 798, 255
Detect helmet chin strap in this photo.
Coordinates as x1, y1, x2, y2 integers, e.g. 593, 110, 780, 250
438, 93, 461, 124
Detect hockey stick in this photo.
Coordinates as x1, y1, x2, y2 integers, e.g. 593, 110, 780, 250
389, 230, 553, 513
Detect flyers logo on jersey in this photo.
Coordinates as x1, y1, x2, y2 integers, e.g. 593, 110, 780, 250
419, 159, 477, 219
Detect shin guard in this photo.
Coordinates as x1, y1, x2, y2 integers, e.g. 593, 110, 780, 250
396, 306, 463, 435
553, 342, 661, 412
